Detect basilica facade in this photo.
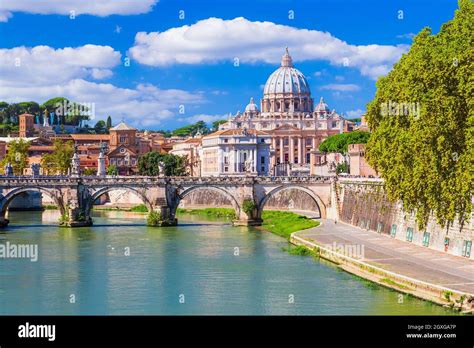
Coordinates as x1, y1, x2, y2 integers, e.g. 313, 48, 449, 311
220, 48, 348, 175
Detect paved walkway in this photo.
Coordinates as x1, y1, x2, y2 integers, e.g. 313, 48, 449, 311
292, 214, 474, 295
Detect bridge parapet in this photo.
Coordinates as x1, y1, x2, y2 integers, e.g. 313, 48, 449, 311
0, 175, 338, 228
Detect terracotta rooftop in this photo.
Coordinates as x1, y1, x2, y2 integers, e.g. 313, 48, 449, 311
70, 134, 110, 141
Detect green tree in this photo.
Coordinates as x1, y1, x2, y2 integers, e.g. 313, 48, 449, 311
172, 121, 210, 137
106, 115, 112, 130
211, 119, 227, 130
364, 0, 473, 230
106, 165, 118, 175
94, 120, 106, 134
138, 151, 187, 176
319, 131, 370, 154
17, 101, 40, 115
41, 140, 74, 175
0, 139, 30, 175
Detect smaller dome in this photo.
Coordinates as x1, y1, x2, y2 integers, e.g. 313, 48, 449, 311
245, 97, 259, 113
315, 97, 330, 112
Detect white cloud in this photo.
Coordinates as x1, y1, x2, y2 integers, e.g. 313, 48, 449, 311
178, 114, 229, 125
0, 45, 121, 86
129, 17, 409, 80
0, 0, 158, 22
0, 45, 206, 127
320, 84, 360, 92
345, 109, 364, 118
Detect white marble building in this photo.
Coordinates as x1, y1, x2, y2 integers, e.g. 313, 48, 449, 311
200, 128, 271, 176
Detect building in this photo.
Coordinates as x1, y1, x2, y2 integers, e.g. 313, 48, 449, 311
170, 136, 202, 176
348, 143, 377, 177
219, 48, 349, 176
19, 113, 35, 137
200, 128, 271, 176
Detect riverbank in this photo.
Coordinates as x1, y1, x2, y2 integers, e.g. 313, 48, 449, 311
177, 207, 320, 237
290, 220, 474, 313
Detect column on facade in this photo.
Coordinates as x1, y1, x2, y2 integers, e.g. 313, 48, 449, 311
298, 137, 303, 164
236, 150, 240, 173
289, 135, 295, 164
253, 148, 257, 173
233, 149, 237, 173
279, 137, 284, 164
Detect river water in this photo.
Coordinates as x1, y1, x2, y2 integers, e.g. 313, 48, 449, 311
0, 210, 455, 315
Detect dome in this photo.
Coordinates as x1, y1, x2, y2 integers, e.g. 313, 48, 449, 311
315, 97, 330, 112
263, 48, 310, 96
245, 97, 259, 113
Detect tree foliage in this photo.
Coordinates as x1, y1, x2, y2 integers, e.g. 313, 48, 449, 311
41, 140, 74, 175
138, 151, 187, 176
319, 131, 370, 154
172, 121, 210, 137
365, 0, 473, 230
0, 139, 30, 175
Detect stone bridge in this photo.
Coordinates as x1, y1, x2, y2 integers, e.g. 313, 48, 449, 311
0, 176, 338, 227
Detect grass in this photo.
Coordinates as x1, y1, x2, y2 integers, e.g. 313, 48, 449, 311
176, 208, 319, 239
282, 245, 319, 257
380, 278, 410, 290
43, 205, 58, 210
176, 207, 236, 219
130, 204, 148, 212
261, 210, 319, 239
92, 204, 148, 212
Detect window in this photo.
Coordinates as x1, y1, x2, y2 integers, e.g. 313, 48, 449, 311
306, 137, 312, 145
224, 157, 229, 165
260, 156, 265, 164
462, 240, 472, 258
390, 224, 397, 238
406, 227, 414, 242
260, 138, 265, 143
306, 153, 310, 164
224, 139, 228, 143
224, 166, 228, 172
120, 147, 126, 153
332, 122, 337, 128
119, 136, 127, 143
284, 138, 289, 146
422, 232, 430, 247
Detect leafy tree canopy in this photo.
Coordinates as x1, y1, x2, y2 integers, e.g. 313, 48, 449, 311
319, 131, 370, 154
138, 151, 187, 176
365, 0, 473, 230
41, 140, 74, 175
0, 139, 30, 175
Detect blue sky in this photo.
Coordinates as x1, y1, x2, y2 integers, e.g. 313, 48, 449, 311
0, 0, 459, 130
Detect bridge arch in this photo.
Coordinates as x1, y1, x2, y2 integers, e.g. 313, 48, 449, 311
0, 186, 65, 217
172, 185, 241, 218
257, 185, 326, 219
86, 186, 153, 215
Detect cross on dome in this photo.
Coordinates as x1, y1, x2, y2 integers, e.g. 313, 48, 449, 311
281, 47, 293, 67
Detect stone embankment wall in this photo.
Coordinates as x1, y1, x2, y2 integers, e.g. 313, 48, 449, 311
339, 181, 473, 258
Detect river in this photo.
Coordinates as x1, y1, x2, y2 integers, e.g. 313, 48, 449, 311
0, 210, 455, 315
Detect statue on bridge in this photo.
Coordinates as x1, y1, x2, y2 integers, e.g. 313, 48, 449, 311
31, 163, 41, 177
4, 162, 13, 176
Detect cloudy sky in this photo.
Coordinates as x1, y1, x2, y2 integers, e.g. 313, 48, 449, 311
0, 0, 458, 129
